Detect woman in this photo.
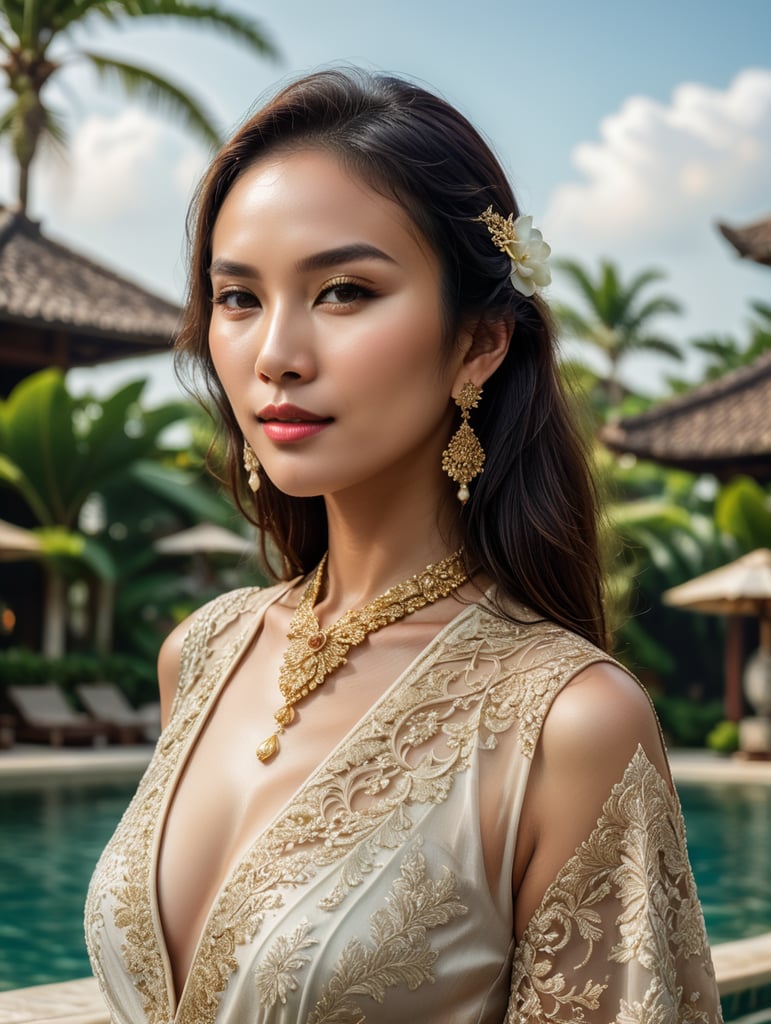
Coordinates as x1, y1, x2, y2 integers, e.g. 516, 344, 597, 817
86, 70, 722, 1024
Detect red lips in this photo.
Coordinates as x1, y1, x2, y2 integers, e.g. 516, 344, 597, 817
257, 403, 330, 423
257, 403, 332, 443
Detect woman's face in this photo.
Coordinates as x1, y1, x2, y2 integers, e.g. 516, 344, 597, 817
208, 149, 470, 501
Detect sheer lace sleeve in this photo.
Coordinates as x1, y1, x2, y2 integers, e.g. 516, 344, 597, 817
506, 746, 723, 1023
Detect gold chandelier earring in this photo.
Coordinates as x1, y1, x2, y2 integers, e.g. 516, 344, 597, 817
242, 441, 261, 493
441, 381, 485, 505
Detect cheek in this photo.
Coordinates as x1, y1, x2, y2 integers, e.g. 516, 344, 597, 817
208, 327, 253, 392
343, 299, 448, 392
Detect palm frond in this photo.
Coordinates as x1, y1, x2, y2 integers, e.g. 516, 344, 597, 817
553, 303, 594, 340
133, 0, 278, 57
631, 335, 683, 360
625, 295, 682, 333
750, 299, 771, 326
83, 51, 220, 147
50, 1, 125, 35
554, 257, 601, 312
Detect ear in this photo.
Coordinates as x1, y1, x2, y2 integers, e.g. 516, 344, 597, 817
451, 317, 512, 395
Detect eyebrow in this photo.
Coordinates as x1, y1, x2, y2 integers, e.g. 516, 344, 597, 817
297, 244, 396, 272
209, 244, 396, 279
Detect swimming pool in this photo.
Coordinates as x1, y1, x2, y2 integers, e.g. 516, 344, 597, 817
678, 779, 771, 945
1, 775, 770, 992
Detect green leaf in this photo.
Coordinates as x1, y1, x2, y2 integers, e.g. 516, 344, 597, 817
715, 477, 771, 550
128, 460, 236, 523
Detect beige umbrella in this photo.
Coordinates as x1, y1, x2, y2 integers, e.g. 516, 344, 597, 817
154, 523, 256, 557
663, 548, 771, 721
663, 548, 771, 618
0, 519, 42, 561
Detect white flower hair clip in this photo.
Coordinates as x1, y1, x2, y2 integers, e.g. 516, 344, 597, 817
478, 206, 552, 297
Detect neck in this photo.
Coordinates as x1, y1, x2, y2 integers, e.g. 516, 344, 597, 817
316, 465, 460, 620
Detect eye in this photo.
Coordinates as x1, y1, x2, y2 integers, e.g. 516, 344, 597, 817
317, 278, 375, 307
212, 288, 259, 311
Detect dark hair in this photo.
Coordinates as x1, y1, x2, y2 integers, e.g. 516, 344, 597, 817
175, 68, 609, 651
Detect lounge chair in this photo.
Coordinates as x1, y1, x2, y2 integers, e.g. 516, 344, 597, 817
76, 683, 161, 743
6, 684, 110, 747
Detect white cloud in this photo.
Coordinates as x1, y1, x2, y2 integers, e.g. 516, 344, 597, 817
41, 108, 163, 221
545, 68, 771, 252
173, 147, 208, 204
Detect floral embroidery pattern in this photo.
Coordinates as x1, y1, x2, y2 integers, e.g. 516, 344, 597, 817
507, 747, 721, 1024
255, 919, 318, 1007
86, 588, 627, 1024
85, 587, 280, 1024
307, 843, 467, 1023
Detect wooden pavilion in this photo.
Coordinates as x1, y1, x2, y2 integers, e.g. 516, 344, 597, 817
0, 207, 179, 396
600, 351, 771, 482
718, 213, 771, 267
0, 208, 181, 650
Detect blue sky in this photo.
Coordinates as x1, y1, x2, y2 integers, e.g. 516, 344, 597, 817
2, 0, 769, 401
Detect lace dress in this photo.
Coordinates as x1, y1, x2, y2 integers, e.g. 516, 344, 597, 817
85, 584, 722, 1024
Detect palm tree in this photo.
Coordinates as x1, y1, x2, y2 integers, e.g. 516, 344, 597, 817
0, 0, 277, 214
555, 259, 683, 408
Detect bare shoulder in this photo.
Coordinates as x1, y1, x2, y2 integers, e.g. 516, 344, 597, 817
156, 588, 252, 727
513, 660, 672, 933
541, 660, 668, 780
157, 607, 205, 728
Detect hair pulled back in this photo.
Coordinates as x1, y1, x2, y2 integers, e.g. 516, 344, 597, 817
175, 68, 608, 651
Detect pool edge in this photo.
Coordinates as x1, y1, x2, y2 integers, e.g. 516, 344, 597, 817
1, 935, 770, 1024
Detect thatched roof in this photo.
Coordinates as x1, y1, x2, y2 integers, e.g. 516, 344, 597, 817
0, 208, 180, 386
600, 351, 771, 481
718, 215, 771, 266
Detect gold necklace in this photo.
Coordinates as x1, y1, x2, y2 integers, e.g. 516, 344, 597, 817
256, 549, 468, 762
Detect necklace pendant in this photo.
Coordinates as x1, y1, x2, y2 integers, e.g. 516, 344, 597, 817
307, 631, 327, 651
274, 704, 295, 728
256, 733, 279, 762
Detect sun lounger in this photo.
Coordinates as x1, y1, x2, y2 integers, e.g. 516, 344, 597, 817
6, 685, 110, 747
76, 683, 161, 743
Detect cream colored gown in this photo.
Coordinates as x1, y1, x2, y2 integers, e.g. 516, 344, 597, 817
85, 583, 722, 1024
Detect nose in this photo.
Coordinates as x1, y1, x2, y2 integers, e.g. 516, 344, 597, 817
254, 301, 316, 385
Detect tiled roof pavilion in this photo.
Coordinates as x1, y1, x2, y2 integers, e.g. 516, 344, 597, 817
718, 214, 771, 266
0, 207, 180, 394
600, 351, 771, 482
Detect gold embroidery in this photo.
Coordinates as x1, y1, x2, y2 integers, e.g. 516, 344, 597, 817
307, 843, 468, 1023
507, 747, 722, 1024
87, 590, 615, 1024
85, 587, 277, 1024
255, 918, 318, 1007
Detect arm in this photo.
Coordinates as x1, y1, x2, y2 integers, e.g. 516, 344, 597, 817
508, 663, 722, 1023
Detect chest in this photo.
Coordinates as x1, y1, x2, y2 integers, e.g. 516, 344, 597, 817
155, 614, 455, 994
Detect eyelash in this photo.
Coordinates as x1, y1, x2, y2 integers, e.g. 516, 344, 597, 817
211, 277, 377, 312
211, 288, 256, 309
317, 277, 376, 306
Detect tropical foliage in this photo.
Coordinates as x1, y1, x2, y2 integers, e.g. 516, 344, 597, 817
0, 0, 277, 213
555, 258, 684, 408
605, 462, 771, 740
0, 368, 254, 658
667, 300, 771, 392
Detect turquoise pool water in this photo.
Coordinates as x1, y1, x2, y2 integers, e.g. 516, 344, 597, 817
1, 775, 770, 991
678, 779, 771, 946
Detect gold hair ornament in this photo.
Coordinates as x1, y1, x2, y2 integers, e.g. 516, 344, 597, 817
441, 381, 485, 504
478, 206, 551, 297
256, 549, 468, 762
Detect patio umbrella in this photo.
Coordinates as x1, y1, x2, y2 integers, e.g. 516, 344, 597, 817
0, 519, 42, 561
663, 548, 771, 721
154, 523, 256, 557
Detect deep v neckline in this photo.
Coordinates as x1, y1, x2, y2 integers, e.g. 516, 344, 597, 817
149, 582, 483, 1022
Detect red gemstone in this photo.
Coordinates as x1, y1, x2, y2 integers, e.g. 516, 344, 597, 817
307, 632, 326, 651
